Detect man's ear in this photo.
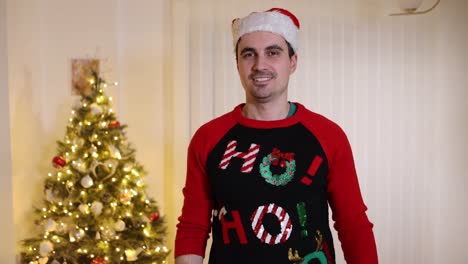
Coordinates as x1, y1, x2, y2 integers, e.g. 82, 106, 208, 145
290, 54, 298, 74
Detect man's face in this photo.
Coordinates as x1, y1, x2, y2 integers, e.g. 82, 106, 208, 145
236, 31, 297, 104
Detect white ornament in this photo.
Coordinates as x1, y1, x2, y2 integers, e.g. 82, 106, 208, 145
78, 204, 90, 214
39, 240, 54, 256
91, 201, 103, 216
114, 219, 126, 231
95, 231, 101, 239
80, 175, 94, 188
90, 103, 103, 115
44, 219, 57, 232
108, 145, 121, 159
125, 248, 142, 262
45, 189, 58, 202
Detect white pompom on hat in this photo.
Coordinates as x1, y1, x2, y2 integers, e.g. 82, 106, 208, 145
232, 8, 300, 53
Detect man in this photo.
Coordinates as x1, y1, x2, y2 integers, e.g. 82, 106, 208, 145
175, 8, 378, 264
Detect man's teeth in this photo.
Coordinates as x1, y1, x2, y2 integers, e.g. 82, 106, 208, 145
254, 77, 272, 81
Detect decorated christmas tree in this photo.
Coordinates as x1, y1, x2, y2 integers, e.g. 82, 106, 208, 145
20, 67, 169, 264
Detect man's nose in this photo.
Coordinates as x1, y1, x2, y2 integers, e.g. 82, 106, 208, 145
253, 55, 267, 71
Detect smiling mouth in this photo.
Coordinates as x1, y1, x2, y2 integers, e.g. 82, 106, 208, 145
253, 76, 272, 82
251, 75, 274, 83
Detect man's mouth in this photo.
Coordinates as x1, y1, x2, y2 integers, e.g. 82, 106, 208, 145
252, 76, 273, 82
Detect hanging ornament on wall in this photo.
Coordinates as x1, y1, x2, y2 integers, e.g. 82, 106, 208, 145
52, 156, 66, 168
91, 201, 103, 216
44, 219, 57, 232
108, 120, 121, 128
39, 240, 54, 256
80, 175, 94, 188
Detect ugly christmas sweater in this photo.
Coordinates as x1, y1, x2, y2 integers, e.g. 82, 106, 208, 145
175, 103, 378, 264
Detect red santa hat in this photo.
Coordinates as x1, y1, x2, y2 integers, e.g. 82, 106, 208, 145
232, 8, 300, 53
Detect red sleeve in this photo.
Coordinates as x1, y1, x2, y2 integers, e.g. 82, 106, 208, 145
174, 128, 214, 257
301, 108, 378, 264
175, 111, 237, 258
325, 126, 378, 264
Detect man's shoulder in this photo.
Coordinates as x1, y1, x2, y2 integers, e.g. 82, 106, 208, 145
296, 103, 347, 140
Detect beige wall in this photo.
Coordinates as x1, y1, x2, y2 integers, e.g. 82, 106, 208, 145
5, 0, 468, 263
0, 0, 16, 262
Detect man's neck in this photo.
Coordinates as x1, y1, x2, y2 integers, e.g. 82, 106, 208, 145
242, 101, 291, 121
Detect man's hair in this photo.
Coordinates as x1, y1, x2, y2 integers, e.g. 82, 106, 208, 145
235, 38, 295, 62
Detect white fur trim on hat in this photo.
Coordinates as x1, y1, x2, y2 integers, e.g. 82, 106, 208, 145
232, 9, 300, 53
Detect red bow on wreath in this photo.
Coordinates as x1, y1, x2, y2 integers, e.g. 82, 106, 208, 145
271, 148, 295, 167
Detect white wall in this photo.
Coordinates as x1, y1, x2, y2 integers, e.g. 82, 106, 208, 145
5, 0, 468, 263
0, 0, 16, 262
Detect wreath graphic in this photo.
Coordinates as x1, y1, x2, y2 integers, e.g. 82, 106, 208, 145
259, 148, 296, 186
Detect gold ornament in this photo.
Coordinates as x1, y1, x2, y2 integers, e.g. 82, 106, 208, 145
69, 228, 85, 242
114, 219, 126, 232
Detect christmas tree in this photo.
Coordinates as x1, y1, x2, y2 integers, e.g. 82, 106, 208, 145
20, 69, 169, 264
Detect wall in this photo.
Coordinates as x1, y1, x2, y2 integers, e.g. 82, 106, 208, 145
0, 0, 16, 262
6, 0, 468, 263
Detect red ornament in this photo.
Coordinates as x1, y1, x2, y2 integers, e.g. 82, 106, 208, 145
91, 257, 107, 264
149, 211, 160, 222
108, 121, 121, 128
52, 156, 66, 168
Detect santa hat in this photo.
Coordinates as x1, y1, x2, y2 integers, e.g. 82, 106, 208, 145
232, 8, 300, 53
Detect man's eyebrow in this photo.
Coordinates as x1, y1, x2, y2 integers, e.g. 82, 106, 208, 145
265, 45, 284, 51
240, 47, 257, 55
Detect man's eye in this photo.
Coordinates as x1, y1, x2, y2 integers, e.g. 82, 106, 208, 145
242, 52, 254, 58
267, 50, 280, 56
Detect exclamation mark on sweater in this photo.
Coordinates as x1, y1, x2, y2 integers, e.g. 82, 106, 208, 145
300, 155, 323, 186
296, 202, 308, 237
